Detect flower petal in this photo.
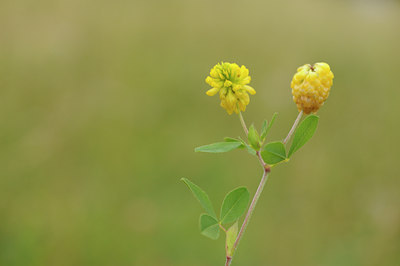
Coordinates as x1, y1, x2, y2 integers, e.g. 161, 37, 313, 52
206, 87, 220, 96
243, 85, 256, 95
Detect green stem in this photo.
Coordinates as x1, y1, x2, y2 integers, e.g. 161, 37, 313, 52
238, 112, 248, 136
283, 110, 303, 144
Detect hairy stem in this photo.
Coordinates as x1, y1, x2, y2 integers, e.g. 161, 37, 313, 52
283, 110, 303, 144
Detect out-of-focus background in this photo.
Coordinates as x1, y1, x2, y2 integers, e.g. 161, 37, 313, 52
1, 0, 400, 265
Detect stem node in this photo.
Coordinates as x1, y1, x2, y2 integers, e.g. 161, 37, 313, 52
225, 256, 232, 266
264, 165, 271, 173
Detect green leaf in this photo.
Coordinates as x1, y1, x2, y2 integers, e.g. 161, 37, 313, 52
261, 112, 278, 140
248, 124, 261, 150
224, 137, 241, 143
238, 137, 257, 156
181, 178, 216, 218
224, 138, 245, 148
261, 141, 287, 165
220, 187, 250, 224
288, 115, 319, 158
260, 120, 268, 139
195, 142, 242, 153
199, 214, 220, 240
225, 221, 238, 257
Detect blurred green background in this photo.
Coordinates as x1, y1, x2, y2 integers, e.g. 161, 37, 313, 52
1, 0, 400, 265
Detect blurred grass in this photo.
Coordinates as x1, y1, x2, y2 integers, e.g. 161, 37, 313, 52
0, 0, 400, 265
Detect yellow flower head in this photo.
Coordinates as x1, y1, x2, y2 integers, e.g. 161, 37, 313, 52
205, 62, 256, 115
291, 62, 334, 114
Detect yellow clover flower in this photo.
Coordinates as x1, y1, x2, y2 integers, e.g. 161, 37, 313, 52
291, 62, 334, 114
205, 62, 256, 114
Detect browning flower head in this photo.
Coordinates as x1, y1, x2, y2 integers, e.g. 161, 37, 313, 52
291, 62, 334, 114
205, 62, 256, 115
